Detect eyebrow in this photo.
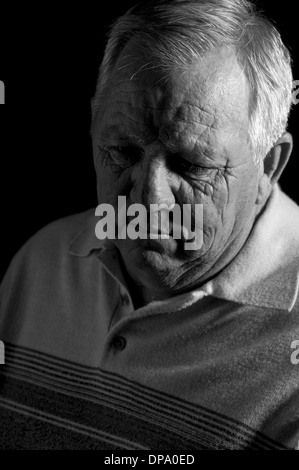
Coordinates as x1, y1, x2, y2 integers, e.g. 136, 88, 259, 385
98, 125, 122, 140
98, 125, 154, 146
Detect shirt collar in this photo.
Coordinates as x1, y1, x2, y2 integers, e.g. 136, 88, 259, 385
68, 210, 130, 290
205, 186, 299, 312
68, 186, 299, 312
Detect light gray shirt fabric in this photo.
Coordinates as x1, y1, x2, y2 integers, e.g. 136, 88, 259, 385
0, 185, 298, 449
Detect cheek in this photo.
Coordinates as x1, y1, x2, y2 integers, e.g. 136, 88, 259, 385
191, 173, 230, 228
229, 170, 259, 220
202, 190, 228, 247
174, 175, 229, 254
210, 170, 259, 240
189, 168, 257, 250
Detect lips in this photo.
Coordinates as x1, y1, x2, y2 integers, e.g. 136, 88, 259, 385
124, 216, 191, 240
111, 197, 199, 243
142, 225, 172, 238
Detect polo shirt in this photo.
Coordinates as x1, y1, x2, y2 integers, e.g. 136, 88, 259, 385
0, 184, 298, 450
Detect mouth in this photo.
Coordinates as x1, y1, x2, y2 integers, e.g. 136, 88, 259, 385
139, 225, 173, 239
140, 237, 177, 256
142, 224, 191, 241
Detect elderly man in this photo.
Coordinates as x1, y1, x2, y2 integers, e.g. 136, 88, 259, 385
0, 0, 298, 450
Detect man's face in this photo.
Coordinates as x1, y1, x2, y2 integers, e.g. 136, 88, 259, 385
92, 44, 263, 296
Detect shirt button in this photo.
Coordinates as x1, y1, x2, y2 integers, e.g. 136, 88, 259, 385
111, 336, 126, 351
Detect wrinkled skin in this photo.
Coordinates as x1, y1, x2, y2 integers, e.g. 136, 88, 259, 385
92, 44, 269, 306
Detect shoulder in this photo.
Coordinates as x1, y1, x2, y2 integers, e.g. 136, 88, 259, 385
19, 209, 96, 258
10, 209, 96, 265
0, 209, 96, 303
0, 209, 119, 350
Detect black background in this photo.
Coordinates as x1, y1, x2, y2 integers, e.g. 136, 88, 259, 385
0, 1, 298, 281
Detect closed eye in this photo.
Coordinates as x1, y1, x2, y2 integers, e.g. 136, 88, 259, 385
170, 156, 209, 176
107, 145, 142, 165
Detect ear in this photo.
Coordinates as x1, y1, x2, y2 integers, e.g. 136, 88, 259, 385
264, 132, 293, 183
256, 132, 293, 204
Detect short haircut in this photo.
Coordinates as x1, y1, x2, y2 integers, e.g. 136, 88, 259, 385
91, 0, 293, 164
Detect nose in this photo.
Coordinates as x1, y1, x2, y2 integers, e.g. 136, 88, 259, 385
129, 152, 176, 210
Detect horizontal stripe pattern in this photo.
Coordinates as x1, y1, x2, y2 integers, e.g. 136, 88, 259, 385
0, 397, 140, 450
0, 342, 287, 450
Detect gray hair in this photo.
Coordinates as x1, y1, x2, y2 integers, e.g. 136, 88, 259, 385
91, 0, 293, 164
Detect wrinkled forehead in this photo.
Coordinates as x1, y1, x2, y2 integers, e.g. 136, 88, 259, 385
96, 42, 250, 141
